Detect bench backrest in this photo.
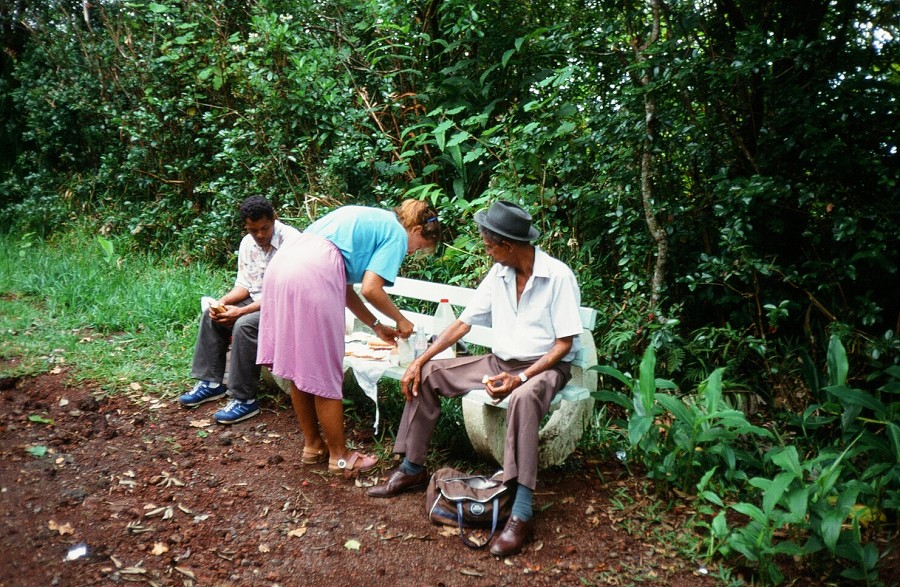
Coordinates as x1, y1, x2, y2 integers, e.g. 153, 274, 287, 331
382, 277, 598, 370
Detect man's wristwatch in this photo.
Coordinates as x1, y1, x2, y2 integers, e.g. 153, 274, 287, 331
518, 372, 529, 383
371, 319, 381, 328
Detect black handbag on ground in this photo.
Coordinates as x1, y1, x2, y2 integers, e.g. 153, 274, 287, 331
424, 467, 513, 549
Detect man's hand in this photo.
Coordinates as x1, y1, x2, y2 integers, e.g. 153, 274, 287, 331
400, 361, 423, 401
482, 372, 520, 403
211, 304, 240, 326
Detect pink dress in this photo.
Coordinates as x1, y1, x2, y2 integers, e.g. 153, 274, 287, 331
256, 233, 346, 399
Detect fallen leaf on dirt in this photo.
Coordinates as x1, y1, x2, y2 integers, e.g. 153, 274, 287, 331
153, 471, 184, 487
344, 539, 361, 551
354, 476, 377, 488
438, 527, 458, 538
125, 521, 153, 534
130, 383, 142, 391
190, 419, 212, 428
287, 526, 308, 538
123, 470, 136, 477
50, 367, 63, 374
585, 505, 595, 515
48, 520, 74, 535
173, 566, 195, 580
59, 398, 69, 407
258, 544, 271, 553
119, 567, 147, 575
563, 496, 575, 504
150, 542, 168, 556
460, 569, 484, 577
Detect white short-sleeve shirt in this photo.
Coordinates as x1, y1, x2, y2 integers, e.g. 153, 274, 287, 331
235, 220, 301, 302
459, 247, 583, 362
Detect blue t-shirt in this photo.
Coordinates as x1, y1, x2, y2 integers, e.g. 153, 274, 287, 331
307, 206, 407, 285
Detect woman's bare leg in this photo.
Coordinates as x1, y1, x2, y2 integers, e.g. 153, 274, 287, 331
289, 382, 326, 454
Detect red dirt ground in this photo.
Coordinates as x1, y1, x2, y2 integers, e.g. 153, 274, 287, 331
0, 366, 887, 586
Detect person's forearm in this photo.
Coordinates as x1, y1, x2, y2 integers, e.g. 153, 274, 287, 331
521, 337, 574, 378
357, 284, 405, 326
220, 286, 251, 306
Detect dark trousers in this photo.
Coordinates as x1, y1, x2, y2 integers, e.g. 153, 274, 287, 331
189, 299, 260, 401
393, 354, 570, 489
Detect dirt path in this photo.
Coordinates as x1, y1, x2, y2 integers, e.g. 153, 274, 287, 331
0, 368, 717, 586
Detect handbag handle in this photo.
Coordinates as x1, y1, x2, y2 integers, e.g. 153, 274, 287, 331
455, 498, 501, 550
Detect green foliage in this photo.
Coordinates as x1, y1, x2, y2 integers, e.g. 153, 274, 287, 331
592, 339, 898, 584
1, 3, 899, 579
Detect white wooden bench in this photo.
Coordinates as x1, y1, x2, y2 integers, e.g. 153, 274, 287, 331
265, 276, 597, 468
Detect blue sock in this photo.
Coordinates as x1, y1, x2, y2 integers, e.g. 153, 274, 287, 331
511, 484, 533, 521
400, 458, 424, 476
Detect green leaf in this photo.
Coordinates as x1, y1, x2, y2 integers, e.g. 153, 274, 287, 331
502, 49, 515, 67
96, 235, 114, 261
827, 336, 848, 387
887, 422, 900, 463
770, 446, 803, 478
638, 346, 657, 414
731, 502, 768, 525
26, 445, 48, 458
148, 2, 170, 13
433, 121, 454, 151
819, 509, 845, 553
696, 466, 718, 492
784, 488, 808, 524
763, 472, 797, 516
590, 365, 633, 390
702, 368, 725, 413
711, 511, 728, 536
656, 393, 695, 427
823, 385, 887, 414
700, 490, 724, 507
28, 414, 54, 425
591, 390, 632, 411
628, 414, 652, 447
445, 131, 470, 149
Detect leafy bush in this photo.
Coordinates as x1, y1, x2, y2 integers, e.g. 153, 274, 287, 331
593, 339, 898, 584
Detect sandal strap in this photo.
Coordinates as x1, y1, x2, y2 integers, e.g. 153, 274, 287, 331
331, 451, 373, 478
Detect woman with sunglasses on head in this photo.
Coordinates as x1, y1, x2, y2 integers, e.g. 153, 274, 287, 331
257, 200, 441, 477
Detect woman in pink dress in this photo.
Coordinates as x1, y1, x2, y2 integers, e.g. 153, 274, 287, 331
257, 200, 440, 477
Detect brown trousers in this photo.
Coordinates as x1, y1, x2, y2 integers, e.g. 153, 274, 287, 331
393, 354, 571, 489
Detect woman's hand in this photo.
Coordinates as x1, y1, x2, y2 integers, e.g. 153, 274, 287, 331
373, 322, 400, 344
395, 317, 415, 339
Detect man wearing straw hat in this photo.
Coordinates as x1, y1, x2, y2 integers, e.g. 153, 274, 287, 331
368, 200, 583, 557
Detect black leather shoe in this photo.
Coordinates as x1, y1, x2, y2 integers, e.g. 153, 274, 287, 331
366, 468, 429, 498
489, 516, 534, 557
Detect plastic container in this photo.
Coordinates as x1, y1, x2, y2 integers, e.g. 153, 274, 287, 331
432, 298, 456, 359
397, 337, 414, 366
413, 329, 428, 358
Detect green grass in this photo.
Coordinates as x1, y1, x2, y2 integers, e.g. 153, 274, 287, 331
0, 229, 230, 396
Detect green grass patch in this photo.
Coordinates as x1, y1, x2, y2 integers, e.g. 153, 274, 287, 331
0, 229, 230, 395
